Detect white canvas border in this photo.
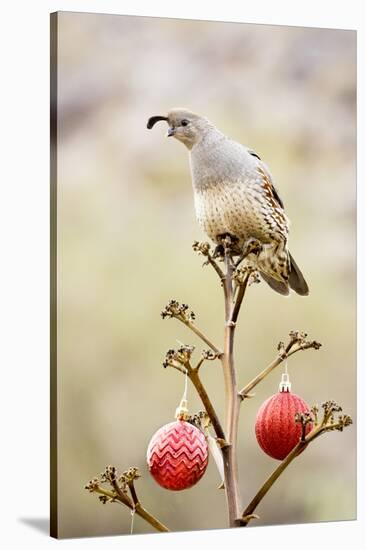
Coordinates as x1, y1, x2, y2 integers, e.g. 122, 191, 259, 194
0, 1, 364, 549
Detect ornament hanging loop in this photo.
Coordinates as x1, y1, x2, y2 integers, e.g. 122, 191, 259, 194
130, 506, 135, 535
175, 367, 190, 420
279, 372, 291, 393
175, 398, 189, 420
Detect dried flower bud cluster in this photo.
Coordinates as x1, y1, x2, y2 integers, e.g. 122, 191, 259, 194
294, 411, 314, 440
294, 411, 313, 425
119, 467, 141, 485
187, 410, 210, 431
101, 465, 118, 484
289, 330, 308, 342
294, 400, 353, 440
161, 300, 196, 323
320, 401, 352, 431
84, 477, 100, 493
232, 265, 256, 285
163, 345, 195, 368
288, 330, 322, 351
201, 349, 219, 361
192, 240, 211, 256
248, 272, 261, 286
311, 404, 319, 425
85, 468, 120, 504
334, 415, 353, 431
85, 465, 142, 508
301, 340, 322, 351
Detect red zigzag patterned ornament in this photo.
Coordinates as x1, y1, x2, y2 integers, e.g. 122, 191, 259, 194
255, 372, 313, 460
147, 394, 209, 491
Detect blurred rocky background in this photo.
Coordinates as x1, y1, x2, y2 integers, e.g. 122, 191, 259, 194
55, 12, 356, 538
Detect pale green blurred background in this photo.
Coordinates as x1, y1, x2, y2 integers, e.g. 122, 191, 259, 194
55, 12, 356, 538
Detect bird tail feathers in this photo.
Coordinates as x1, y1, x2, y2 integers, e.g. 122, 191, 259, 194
259, 271, 290, 296
259, 251, 309, 296
288, 252, 309, 296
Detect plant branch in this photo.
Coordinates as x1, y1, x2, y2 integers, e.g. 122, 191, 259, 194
85, 466, 170, 533
185, 320, 223, 356
189, 364, 227, 442
192, 240, 226, 283
231, 271, 251, 324
159, 243, 342, 533
240, 401, 352, 526
86, 229, 353, 536
241, 439, 309, 526
238, 333, 322, 400
161, 300, 222, 356
124, 468, 140, 507
220, 238, 242, 526
196, 349, 221, 372
163, 347, 226, 442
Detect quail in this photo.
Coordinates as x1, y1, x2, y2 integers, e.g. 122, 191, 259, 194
147, 109, 309, 296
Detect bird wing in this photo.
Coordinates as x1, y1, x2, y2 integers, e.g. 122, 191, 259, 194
255, 160, 289, 237
257, 161, 285, 209
247, 148, 285, 209
254, 158, 285, 210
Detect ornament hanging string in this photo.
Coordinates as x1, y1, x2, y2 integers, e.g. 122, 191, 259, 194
130, 506, 135, 535
175, 365, 189, 419
181, 365, 188, 403
175, 339, 189, 418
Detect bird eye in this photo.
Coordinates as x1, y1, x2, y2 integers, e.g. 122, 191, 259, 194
181, 119, 189, 127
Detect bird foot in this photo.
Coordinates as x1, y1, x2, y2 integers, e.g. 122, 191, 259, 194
212, 244, 224, 259
214, 233, 240, 258
235, 238, 263, 268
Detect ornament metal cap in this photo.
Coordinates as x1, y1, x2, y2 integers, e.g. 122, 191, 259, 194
175, 398, 189, 420
279, 372, 291, 392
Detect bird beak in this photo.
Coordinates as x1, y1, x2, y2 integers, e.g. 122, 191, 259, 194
166, 127, 175, 137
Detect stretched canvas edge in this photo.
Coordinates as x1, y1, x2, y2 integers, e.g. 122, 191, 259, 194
50, 10, 58, 540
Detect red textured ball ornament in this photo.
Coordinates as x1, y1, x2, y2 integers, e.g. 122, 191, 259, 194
147, 420, 209, 490
255, 378, 312, 460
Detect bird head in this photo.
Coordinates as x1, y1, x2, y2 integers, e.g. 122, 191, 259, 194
147, 108, 212, 149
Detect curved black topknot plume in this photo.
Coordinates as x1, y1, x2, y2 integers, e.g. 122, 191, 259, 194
147, 115, 168, 129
